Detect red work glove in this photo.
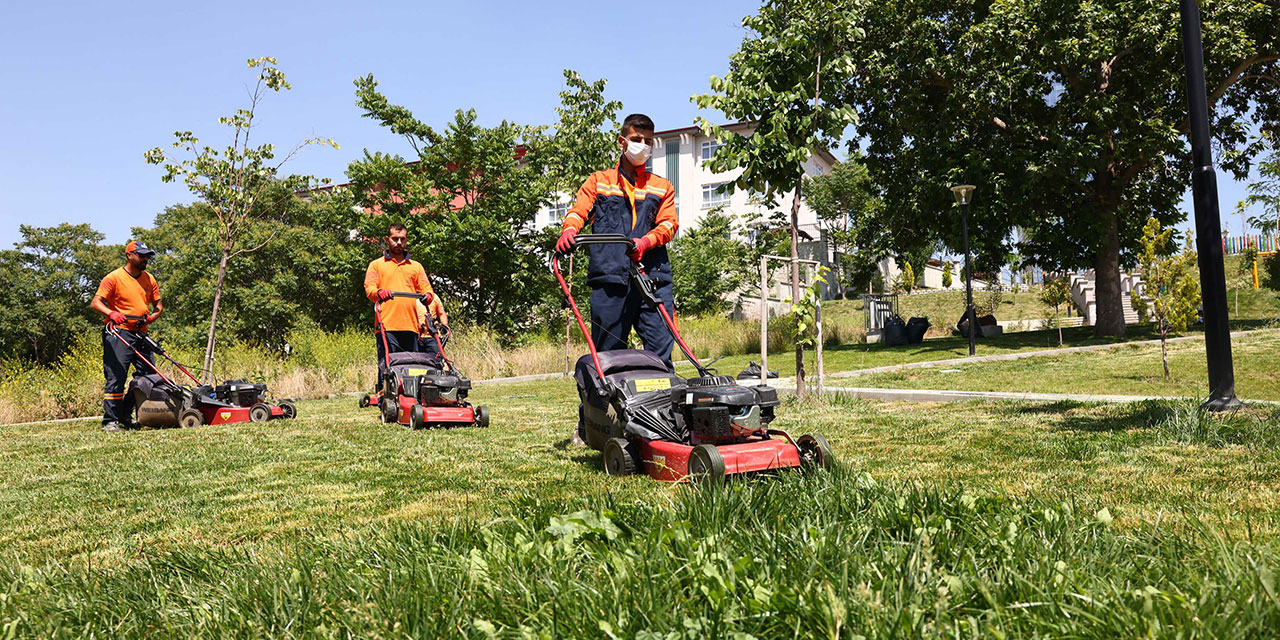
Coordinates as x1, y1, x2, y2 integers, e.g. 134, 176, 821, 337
144, 312, 160, 326
628, 236, 654, 262
555, 228, 577, 253
107, 311, 127, 325
377, 289, 393, 301
422, 292, 434, 305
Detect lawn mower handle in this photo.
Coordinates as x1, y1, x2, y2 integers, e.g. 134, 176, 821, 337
552, 233, 635, 258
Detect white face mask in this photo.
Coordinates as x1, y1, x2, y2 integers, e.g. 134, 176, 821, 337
623, 140, 652, 166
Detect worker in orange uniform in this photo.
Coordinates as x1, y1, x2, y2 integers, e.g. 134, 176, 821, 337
415, 294, 449, 360
364, 223, 436, 389
89, 240, 163, 432
554, 113, 679, 368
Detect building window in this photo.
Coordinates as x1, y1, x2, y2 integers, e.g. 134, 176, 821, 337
548, 202, 570, 222
702, 182, 730, 209
700, 140, 724, 162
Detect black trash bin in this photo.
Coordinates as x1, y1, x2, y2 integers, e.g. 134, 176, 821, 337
905, 317, 930, 344
883, 314, 909, 346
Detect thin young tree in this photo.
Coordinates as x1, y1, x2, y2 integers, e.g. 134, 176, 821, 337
145, 57, 336, 379
694, 0, 861, 398
1040, 277, 1072, 347
1132, 218, 1201, 380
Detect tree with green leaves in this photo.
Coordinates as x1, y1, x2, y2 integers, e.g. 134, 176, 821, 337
695, 0, 861, 397
1236, 239, 1259, 317
837, 0, 1280, 337
1245, 132, 1280, 237
805, 157, 881, 292
541, 70, 623, 198
1132, 218, 1201, 380
669, 211, 754, 317
350, 78, 553, 338
133, 194, 368, 354
0, 224, 118, 363
894, 259, 915, 293
145, 57, 337, 378
1040, 276, 1072, 347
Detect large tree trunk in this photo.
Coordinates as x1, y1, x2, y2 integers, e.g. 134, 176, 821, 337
203, 251, 230, 380
1093, 209, 1127, 337
790, 179, 806, 399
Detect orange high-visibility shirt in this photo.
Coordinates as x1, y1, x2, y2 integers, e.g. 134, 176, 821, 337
364, 254, 434, 332
95, 267, 160, 323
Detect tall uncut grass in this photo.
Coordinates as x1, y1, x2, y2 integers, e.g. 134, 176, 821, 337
2, 467, 1276, 638
1, 310, 859, 424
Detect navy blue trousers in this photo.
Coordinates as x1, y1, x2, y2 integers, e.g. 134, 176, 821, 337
376, 329, 417, 390
589, 280, 676, 369
102, 328, 155, 425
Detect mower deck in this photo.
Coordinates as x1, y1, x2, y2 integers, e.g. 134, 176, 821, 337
639, 436, 802, 482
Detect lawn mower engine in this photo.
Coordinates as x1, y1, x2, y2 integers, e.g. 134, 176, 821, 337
678, 375, 779, 445
215, 379, 268, 407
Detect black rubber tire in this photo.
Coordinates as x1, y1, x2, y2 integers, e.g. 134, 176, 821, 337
179, 408, 203, 429
358, 393, 371, 408
249, 403, 271, 423
409, 404, 425, 429
798, 433, 835, 469
279, 400, 297, 420
475, 405, 490, 428
603, 438, 638, 476
688, 444, 726, 482
380, 397, 398, 424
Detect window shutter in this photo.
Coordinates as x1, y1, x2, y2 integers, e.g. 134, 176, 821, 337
665, 141, 680, 194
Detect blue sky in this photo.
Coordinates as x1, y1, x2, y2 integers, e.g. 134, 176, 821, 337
0, 0, 1266, 250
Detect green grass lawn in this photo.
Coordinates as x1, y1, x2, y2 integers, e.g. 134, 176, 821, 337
3, 380, 1280, 636
848, 328, 1280, 401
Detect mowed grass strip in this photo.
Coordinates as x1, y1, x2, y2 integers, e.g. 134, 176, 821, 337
847, 328, 1280, 401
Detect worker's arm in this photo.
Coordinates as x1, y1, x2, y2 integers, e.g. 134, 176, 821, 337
363, 261, 381, 302
146, 279, 162, 324
430, 296, 448, 327
90, 295, 113, 319
147, 298, 163, 324
561, 174, 598, 234
644, 185, 679, 247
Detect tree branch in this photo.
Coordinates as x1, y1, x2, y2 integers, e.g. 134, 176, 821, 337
1209, 53, 1280, 105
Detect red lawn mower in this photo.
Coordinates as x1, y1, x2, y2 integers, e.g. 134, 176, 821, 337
106, 317, 296, 428
553, 234, 835, 482
367, 292, 488, 429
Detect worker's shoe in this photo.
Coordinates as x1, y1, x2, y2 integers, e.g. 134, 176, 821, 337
102, 422, 127, 432
569, 424, 587, 447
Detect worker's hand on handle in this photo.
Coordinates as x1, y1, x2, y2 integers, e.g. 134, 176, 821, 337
107, 311, 127, 326
144, 312, 161, 326
628, 236, 653, 262
555, 228, 578, 254
376, 289, 393, 301
422, 292, 434, 305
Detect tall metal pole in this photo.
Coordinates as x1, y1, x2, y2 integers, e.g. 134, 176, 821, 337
962, 202, 977, 356
1179, 0, 1240, 410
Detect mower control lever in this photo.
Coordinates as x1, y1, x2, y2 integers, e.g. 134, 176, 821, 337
629, 264, 661, 310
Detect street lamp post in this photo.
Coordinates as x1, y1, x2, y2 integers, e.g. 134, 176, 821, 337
1178, 0, 1240, 410
952, 184, 977, 356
